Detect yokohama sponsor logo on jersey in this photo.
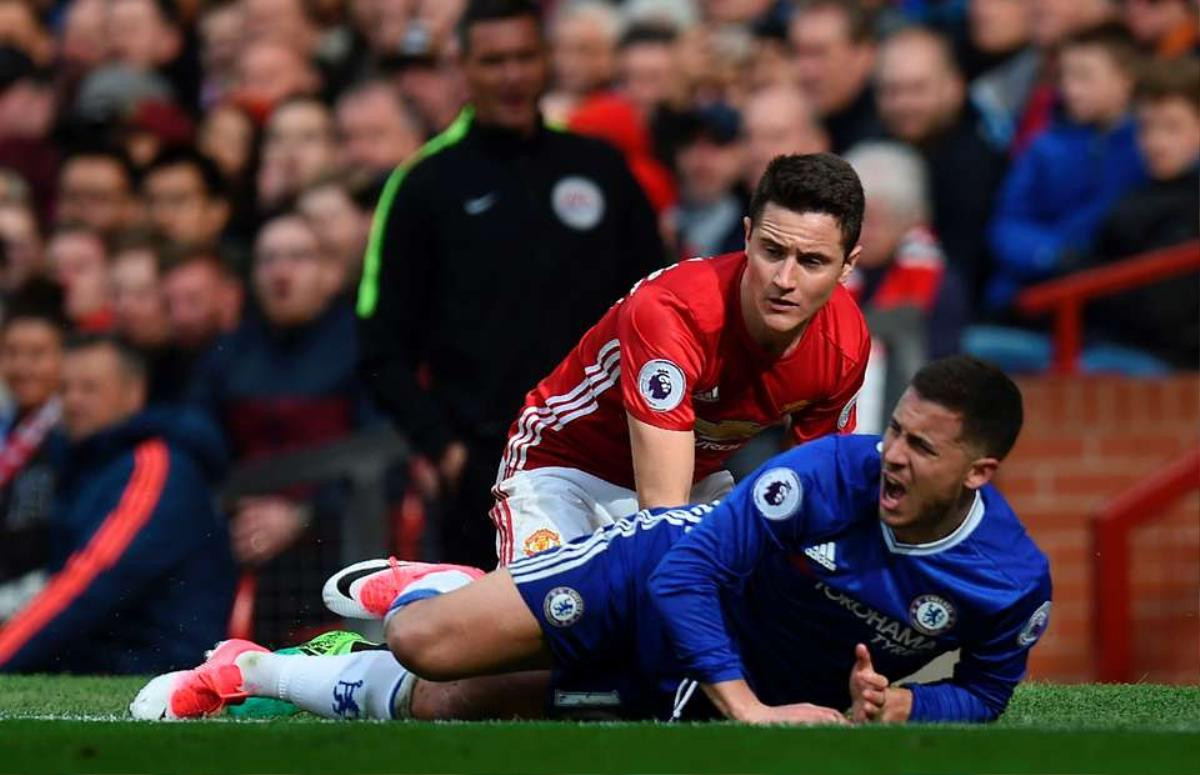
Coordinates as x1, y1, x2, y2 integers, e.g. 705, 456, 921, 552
500, 339, 622, 478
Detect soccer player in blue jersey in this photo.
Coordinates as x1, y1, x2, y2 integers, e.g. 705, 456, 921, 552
134, 356, 1051, 725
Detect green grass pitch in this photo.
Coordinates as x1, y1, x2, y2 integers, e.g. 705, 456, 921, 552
1, 676, 1198, 775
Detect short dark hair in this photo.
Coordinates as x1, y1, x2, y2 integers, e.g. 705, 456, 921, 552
142, 146, 227, 199
1137, 56, 1200, 113
64, 332, 148, 383
457, 0, 542, 53
1060, 21, 1141, 76
59, 146, 138, 189
910, 356, 1024, 460
3, 277, 68, 334
793, 0, 878, 45
748, 153, 865, 256
619, 22, 678, 50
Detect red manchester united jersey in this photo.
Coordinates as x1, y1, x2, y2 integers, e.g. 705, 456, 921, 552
498, 252, 870, 489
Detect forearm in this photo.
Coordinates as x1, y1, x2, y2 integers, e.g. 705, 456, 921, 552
879, 687, 913, 723
702, 679, 766, 722
906, 680, 1001, 722
627, 414, 695, 508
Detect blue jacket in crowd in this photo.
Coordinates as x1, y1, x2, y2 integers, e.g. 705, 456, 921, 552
986, 116, 1146, 310
0, 408, 235, 673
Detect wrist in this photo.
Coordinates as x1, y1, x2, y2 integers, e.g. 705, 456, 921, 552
881, 687, 913, 723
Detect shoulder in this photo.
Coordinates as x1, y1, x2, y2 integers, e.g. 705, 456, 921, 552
747, 435, 880, 528
624, 254, 740, 328
547, 128, 626, 165
971, 485, 1052, 594
815, 284, 871, 364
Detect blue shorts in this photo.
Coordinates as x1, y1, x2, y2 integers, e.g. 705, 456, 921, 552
508, 506, 718, 720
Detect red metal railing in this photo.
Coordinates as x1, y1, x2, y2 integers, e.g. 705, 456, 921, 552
1092, 446, 1200, 682
1016, 240, 1200, 374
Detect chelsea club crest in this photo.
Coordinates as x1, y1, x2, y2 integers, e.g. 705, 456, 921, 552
543, 587, 585, 627
909, 594, 956, 636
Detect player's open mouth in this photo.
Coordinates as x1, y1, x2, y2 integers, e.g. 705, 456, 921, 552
880, 474, 906, 510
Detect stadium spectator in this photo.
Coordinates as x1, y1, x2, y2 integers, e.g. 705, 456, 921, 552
1086, 58, 1200, 370
234, 40, 322, 120
105, 0, 198, 110
296, 178, 371, 293
110, 234, 192, 402
1009, 0, 1117, 154
543, 1, 622, 123
875, 26, 1007, 303
0, 203, 44, 293
616, 22, 684, 122
161, 246, 243, 354
789, 0, 885, 153
741, 85, 828, 195
60, 0, 107, 72
0, 334, 234, 674
844, 142, 965, 425
0, 44, 58, 221
334, 80, 424, 190
257, 97, 338, 211
986, 22, 1146, 312
46, 224, 114, 332
1121, 0, 1197, 59
964, 0, 1037, 151
671, 101, 746, 258
55, 149, 140, 240
0, 280, 66, 623
198, 0, 245, 107
140, 147, 233, 249
357, 0, 665, 569
0, 0, 54, 67
189, 212, 376, 643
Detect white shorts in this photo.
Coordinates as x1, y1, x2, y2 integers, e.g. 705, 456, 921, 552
489, 466, 735, 564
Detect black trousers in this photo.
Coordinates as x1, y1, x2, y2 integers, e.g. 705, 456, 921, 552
435, 437, 506, 571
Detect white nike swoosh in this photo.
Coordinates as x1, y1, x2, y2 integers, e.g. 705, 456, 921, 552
464, 193, 496, 215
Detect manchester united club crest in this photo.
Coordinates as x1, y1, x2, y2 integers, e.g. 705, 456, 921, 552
522, 528, 562, 557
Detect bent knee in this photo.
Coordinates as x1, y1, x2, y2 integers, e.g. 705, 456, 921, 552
386, 611, 458, 680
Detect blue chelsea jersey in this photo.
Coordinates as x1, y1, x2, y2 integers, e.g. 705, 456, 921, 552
648, 434, 1053, 722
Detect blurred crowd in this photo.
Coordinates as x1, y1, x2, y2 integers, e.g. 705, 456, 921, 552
0, 0, 1196, 670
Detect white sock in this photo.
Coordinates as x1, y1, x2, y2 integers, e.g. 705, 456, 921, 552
382, 569, 477, 628
236, 651, 415, 720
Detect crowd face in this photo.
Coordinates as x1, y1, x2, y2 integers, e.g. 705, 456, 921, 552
1123, 0, 1192, 47
112, 249, 171, 348
236, 41, 319, 108
106, 0, 180, 69
968, 0, 1031, 54
61, 344, 144, 442
551, 10, 618, 96
162, 260, 229, 350
336, 86, 422, 179
618, 40, 679, 116
739, 203, 857, 352
1030, 0, 1113, 48
297, 184, 369, 284
0, 205, 43, 292
742, 88, 827, 190
790, 4, 875, 116
1059, 45, 1133, 127
0, 319, 62, 413
143, 163, 229, 247
462, 16, 548, 135
879, 390, 994, 541
253, 216, 336, 328
56, 157, 137, 237
48, 231, 110, 323
1137, 96, 1200, 181
677, 135, 744, 204
198, 105, 256, 183
260, 101, 337, 203
876, 34, 963, 145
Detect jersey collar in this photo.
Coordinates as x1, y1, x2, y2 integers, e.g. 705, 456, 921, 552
880, 489, 984, 556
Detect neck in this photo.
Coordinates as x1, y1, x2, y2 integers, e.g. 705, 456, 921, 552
892, 488, 975, 545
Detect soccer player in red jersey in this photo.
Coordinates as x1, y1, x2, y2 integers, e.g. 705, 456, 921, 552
491, 153, 871, 562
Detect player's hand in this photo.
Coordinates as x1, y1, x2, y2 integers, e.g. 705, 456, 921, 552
438, 442, 469, 496
849, 643, 889, 723
232, 496, 309, 565
746, 702, 849, 726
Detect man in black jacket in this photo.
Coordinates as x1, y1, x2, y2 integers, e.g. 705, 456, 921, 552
357, 0, 664, 568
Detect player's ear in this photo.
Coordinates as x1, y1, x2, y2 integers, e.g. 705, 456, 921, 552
962, 455, 999, 491
840, 244, 862, 281
743, 216, 753, 248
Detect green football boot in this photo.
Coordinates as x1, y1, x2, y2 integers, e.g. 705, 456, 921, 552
227, 630, 382, 718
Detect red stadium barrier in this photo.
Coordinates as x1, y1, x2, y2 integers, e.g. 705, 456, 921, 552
1016, 241, 1200, 374
1092, 446, 1200, 682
